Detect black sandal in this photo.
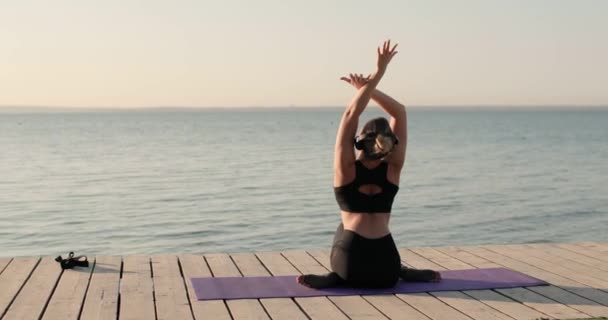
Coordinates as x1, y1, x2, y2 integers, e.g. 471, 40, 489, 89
55, 252, 89, 269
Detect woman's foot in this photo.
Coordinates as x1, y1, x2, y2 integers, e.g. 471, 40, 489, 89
296, 272, 342, 289
399, 266, 442, 282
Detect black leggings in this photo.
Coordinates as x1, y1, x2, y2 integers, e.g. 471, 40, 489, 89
330, 223, 401, 288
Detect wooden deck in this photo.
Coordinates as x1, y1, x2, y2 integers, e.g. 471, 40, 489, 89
1, 242, 607, 320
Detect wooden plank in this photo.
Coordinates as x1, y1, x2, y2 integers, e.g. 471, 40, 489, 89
256, 298, 308, 320
526, 243, 608, 273
306, 249, 332, 270
327, 296, 391, 320
204, 253, 241, 277
489, 244, 608, 288
395, 250, 474, 320
398, 248, 445, 270
361, 295, 431, 320
303, 250, 390, 320
0, 257, 39, 318
432, 247, 502, 269
255, 251, 301, 276
43, 256, 94, 320
279, 250, 352, 320
407, 247, 521, 320
408, 247, 472, 270
178, 254, 231, 320
151, 255, 193, 320
399, 249, 447, 271
574, 242, 608, 253
295, 297, 352, 320
429, 291, 515, 320
507, 245, 608, 289
464, 290, 550, 320
205, 253, 269, 320
396, 293, 473, 320
152, 254, 182, 277
231, 253, 269, 276
487, 244, 608, 288
399, 245, 470, 320
459, 246, 593, 319
280, 251, 323, 276
434, 246, 552, 320
0, 258, 11, 274
557, 243, 608, 264
119, 255, 155, 320
80, 256, 121, 320
498, 286, 592, 319
482, 244, 608, 317
3, 256, 63, 320
231, 252, 308, 320
525, 285, 608, 318
462, 245, 608, 306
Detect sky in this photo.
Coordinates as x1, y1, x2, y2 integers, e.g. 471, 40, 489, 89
1, 0, 607, 108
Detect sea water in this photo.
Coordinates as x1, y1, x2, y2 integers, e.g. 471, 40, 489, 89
1, 107, 607, 257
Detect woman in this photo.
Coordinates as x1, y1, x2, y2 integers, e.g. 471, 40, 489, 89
297, 40, 441, 289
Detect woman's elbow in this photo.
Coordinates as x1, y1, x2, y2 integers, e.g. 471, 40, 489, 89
395, 105, 406, 118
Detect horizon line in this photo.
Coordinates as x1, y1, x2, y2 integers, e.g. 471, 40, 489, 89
2, 104, 608, 110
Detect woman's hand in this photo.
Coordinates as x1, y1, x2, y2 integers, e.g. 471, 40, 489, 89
376, 39, 398, 71
340, 73, 371, 89
341, 40, 397, 89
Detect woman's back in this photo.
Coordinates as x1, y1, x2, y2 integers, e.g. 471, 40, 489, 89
336, 159, 401, 238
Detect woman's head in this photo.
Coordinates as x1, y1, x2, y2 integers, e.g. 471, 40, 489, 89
355, 117, 398, 160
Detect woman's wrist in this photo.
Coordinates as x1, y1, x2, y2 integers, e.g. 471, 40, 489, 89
370, 68, 386, 85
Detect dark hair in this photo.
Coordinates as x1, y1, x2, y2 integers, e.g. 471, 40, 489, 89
354, 117, 399, 160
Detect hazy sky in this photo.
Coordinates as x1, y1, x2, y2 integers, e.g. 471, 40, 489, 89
1, 0, 607, 107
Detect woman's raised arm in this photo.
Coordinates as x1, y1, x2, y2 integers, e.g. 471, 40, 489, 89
340, 77, 407, 169
334, 40, 398, 186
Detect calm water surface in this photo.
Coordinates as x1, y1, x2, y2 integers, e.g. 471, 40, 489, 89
1, 107, 607, 257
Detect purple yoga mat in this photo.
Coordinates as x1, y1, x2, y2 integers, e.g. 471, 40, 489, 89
191, 267, 548, 300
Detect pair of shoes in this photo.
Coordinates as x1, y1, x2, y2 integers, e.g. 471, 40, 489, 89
55, 252, 89, 269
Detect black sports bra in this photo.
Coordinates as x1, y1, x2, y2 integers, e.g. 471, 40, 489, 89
334, 160, 399, 213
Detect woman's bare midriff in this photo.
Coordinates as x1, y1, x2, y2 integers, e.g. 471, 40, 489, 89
341, 211, 391, 239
